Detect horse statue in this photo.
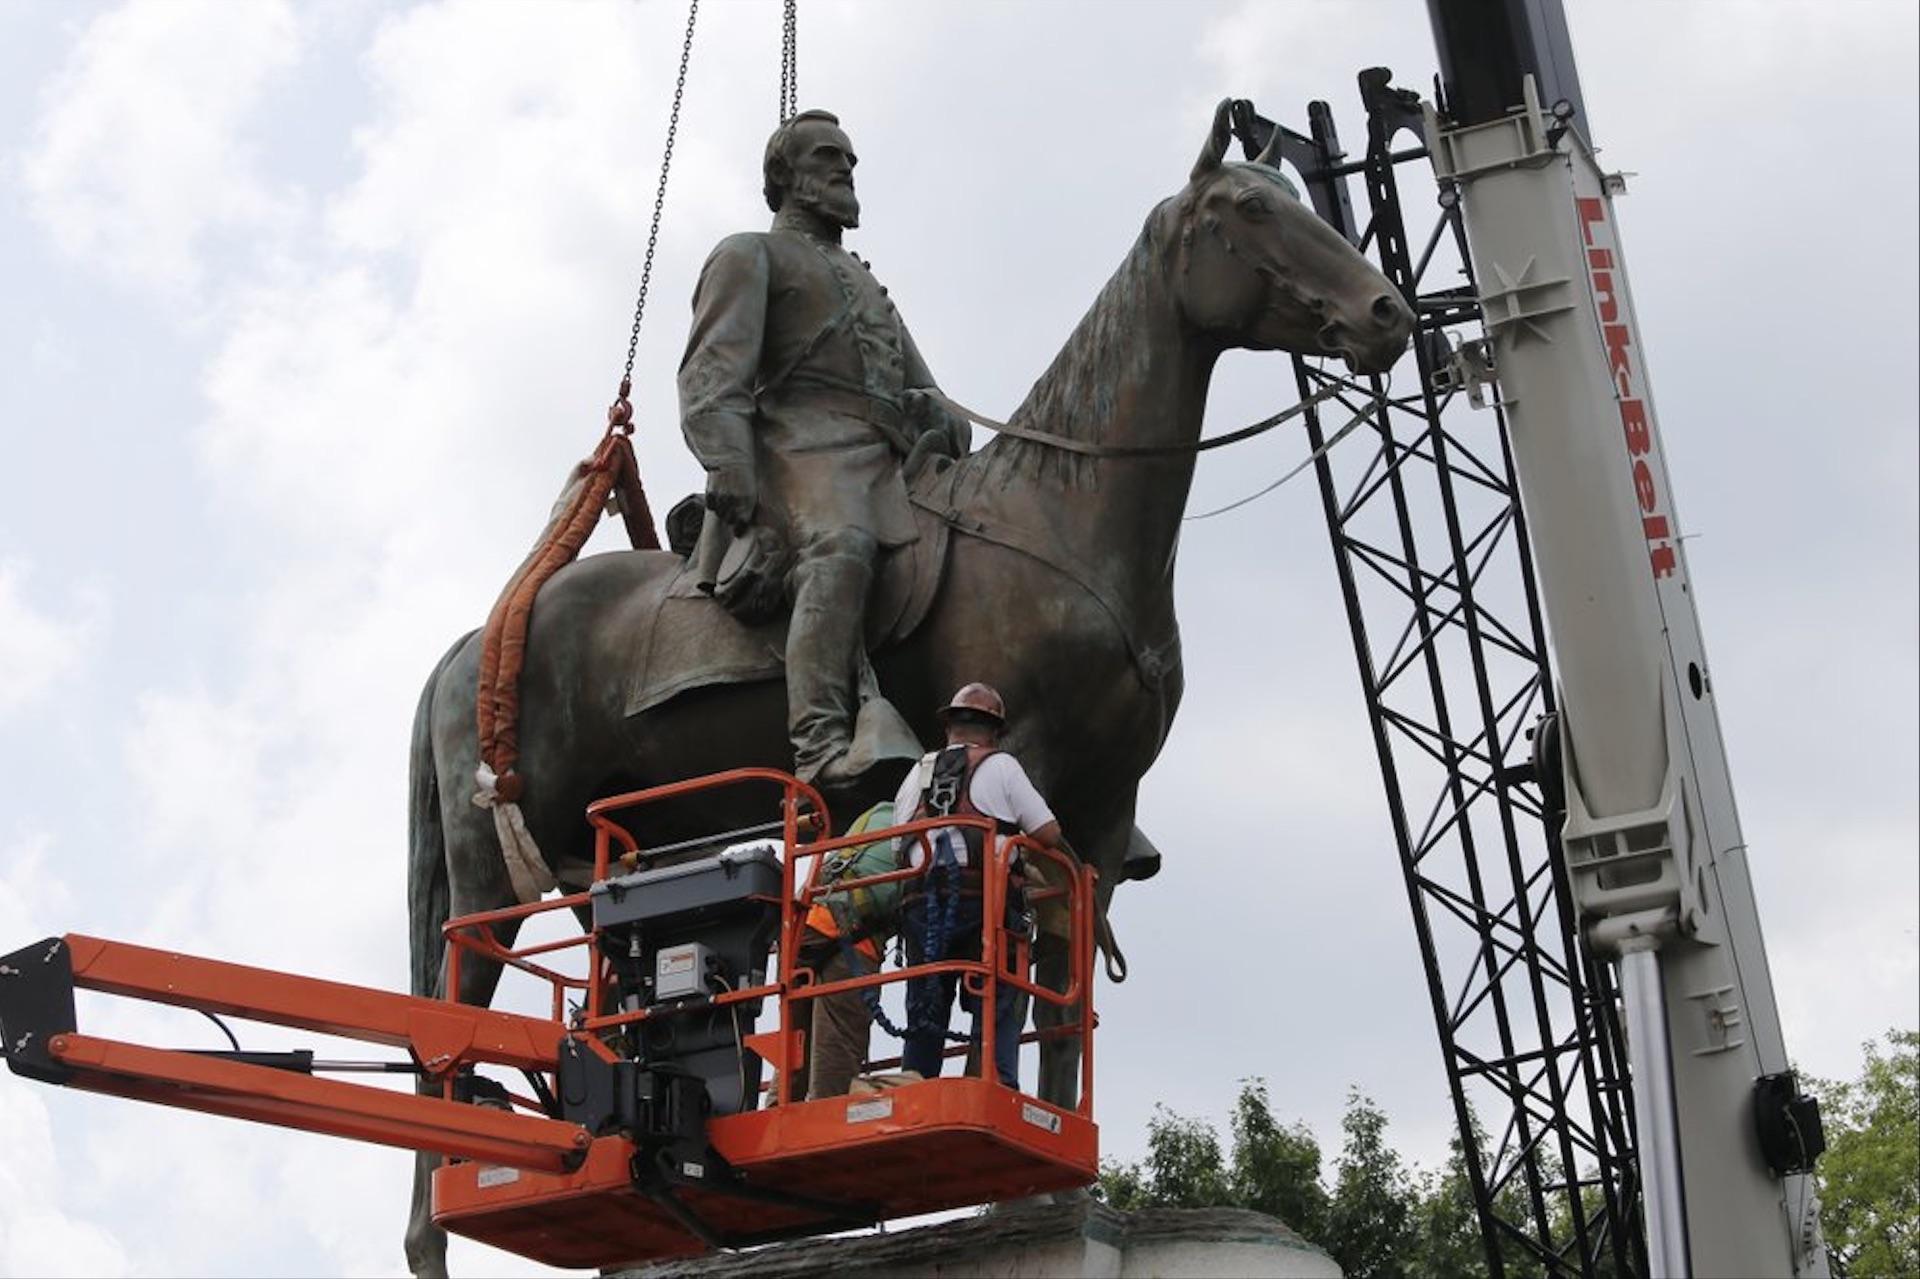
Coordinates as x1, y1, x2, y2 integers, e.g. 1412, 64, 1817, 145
403, 99, 1413, 1275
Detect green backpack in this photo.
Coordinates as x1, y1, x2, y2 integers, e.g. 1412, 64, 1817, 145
818, 802, 904, 945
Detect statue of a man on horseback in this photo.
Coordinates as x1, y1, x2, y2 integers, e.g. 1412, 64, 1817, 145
404, 97, 1415, 1275
678, 108, 966, 793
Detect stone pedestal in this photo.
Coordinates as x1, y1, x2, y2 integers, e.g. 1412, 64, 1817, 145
618, 1199, 1341, 1278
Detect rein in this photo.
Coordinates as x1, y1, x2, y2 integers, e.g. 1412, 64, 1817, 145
928, 382, 1345, 459
932, 373, 1388, 521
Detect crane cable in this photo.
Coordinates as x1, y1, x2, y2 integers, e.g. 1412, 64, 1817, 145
780, 0, 798, 123
474, 1, 804, 902
608, 0, 702, 432
608, 0, 800, 430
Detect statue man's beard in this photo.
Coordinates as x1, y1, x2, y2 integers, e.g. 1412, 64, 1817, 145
790, 173, 860, 229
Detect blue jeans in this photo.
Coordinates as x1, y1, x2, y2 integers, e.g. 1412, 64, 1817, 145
900, 891, 1023, 1089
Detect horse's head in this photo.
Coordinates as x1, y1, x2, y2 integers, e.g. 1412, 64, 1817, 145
1171, 100, 1413, 373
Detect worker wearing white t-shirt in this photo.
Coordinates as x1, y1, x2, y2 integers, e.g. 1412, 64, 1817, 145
893, 683, 1063, 1089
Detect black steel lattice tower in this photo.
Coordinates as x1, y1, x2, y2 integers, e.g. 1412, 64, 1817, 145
1239, 73, 1647, 1279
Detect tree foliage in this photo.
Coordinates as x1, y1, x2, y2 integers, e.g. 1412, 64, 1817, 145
1096, 1088, 1251, 1212
1095, 1033, 1916, 1279
1322, 1089, 1420, 1278
1813, 1029, 1919, 1278
1095, 1080, 1403, 1278
1414, 1124, 1493, 1279
1231, 1077, 1331, 1241
1135, 1104, 1232, 1208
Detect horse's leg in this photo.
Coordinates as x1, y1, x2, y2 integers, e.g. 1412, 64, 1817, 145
403, 926, 524, 1278
403, 836, 526, 1278
1034, 807, 1132, 1113
404, 638, 528, 1279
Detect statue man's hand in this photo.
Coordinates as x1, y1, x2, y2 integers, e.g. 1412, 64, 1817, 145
705, 464, 757, 532
902, 388, 971, 459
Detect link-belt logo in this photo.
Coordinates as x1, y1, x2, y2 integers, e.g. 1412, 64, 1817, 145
1578, 196, 1676, 579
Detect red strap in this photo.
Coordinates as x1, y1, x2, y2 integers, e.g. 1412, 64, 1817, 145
475, 431, 660, 798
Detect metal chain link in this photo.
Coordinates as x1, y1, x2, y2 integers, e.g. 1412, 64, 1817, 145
611, 0, 700, 429
779, 0, 797, 123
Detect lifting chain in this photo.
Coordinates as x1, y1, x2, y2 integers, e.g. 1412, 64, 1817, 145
779, 0, 798, 123
609, 0, 700, 434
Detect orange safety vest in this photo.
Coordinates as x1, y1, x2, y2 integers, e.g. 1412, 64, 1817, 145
804, 867, 882, 964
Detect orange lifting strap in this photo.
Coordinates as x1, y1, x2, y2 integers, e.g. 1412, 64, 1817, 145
475, 428, 658, 801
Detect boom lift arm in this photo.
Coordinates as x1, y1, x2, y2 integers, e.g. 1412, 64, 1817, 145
0, 769, 1099, 1271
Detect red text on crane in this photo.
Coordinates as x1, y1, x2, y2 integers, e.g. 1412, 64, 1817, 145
1578, 196, 1677, 579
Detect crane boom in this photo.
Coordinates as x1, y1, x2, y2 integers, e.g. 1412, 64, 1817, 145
1424, 3, 1828, 1274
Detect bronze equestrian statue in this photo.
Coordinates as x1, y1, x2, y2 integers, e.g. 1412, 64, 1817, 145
403, 101, 1412, 1275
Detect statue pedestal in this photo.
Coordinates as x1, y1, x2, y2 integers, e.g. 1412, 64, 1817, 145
617, 1199, 1341, 1278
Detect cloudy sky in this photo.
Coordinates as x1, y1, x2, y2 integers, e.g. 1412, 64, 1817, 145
1, 1, 1914, 1275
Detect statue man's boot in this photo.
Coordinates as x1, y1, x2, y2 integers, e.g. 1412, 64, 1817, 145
787, 529, 917, 799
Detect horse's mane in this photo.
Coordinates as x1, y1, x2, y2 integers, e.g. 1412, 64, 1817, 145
954, 202, 1173, 492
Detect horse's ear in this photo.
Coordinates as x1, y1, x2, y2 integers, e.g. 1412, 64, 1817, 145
1191, 98, 1233, 184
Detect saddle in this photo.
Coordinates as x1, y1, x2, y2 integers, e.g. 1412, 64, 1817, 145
622, 464, 960, 719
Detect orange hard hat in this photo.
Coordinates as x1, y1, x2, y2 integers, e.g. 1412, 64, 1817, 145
938, 682, 1006, 724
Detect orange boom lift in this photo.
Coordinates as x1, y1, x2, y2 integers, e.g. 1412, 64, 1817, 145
0, 769, 1098, 1269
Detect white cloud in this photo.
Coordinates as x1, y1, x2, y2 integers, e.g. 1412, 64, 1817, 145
0, 831, 72, 958
0, 1090, 131, 1278
21, 0, 301, 295
0, 561, 103, 718
193, 0, 747, 563
330, 1, 653, 254
0, 9, 741, 1272
0, 830, 133, 1274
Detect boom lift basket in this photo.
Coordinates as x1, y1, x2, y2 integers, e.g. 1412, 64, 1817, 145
0, 767, 1099, 1269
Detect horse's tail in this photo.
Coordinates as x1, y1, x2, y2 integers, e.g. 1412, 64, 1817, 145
408, 637, 468, 1002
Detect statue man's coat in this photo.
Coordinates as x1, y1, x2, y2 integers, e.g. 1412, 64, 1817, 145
678, 223, 933, 561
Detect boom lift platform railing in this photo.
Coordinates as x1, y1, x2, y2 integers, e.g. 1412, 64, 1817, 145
0, 767, 1098, 1271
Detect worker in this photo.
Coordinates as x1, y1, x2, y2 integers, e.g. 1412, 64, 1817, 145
788, 806, 894, 1101
894, 683, 1063, 1090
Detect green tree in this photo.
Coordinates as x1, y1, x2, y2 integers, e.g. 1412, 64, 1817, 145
1492, 1143, 1559, 1279
1095, 1102, 1230, 1210
1322, 1089, 1420, 1279
1139, 1104, 1233, 1207
1096, 1154, 1150, 1212
1093, 1077, 1325, 1231
1413, 1126, 1491, 1279
1230, 1077, 1332, 1242
1814, 1029, 1919, 1278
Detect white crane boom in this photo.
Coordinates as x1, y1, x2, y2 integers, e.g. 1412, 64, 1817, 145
1424, 3, 1829, 1273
